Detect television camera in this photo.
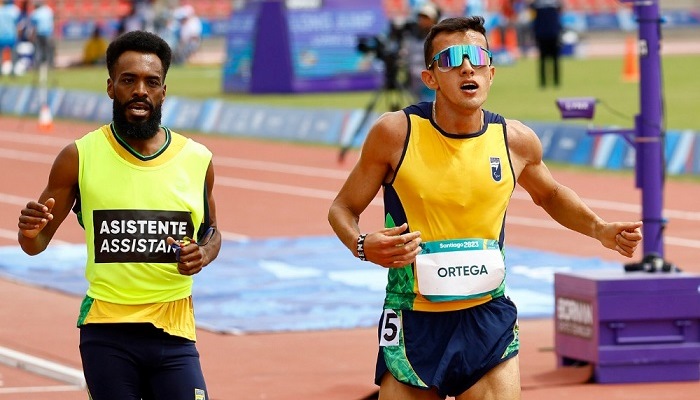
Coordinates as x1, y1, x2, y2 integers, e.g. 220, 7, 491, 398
338, 19, 421, 162
356, 18, 419, 93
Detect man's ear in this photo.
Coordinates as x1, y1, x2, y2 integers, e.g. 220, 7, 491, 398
106, 78, 114, 99
421, 69, 438, 90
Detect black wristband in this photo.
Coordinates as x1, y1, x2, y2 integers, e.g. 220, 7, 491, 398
357, 233, 368, 261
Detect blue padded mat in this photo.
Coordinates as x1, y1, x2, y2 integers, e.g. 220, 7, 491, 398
0, 237, 621, 334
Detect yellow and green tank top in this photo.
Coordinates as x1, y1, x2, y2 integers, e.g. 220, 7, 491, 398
383, 103, 515, 312
73, 124, 212, 341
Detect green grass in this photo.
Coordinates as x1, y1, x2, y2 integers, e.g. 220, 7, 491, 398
9, 53, 700, 130
488, 55, 700, 132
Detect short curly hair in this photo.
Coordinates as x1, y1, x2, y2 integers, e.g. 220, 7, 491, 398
106, 30, 172, 80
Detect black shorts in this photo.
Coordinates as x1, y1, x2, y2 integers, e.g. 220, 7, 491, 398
374, 296, 519, 398
79, 323, 207, 400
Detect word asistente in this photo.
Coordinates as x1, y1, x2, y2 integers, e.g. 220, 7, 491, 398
94, 216, 191, 257
98, 219, 189, 236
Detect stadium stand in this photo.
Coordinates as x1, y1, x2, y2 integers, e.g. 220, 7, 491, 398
11, 0, 699, 43
11, 0, 231, 39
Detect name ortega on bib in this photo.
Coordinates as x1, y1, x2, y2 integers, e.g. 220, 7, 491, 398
416, 238, 506, 302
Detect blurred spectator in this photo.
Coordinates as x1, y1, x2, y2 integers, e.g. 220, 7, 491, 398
173, 5, 202, 64
81, 25, 108, 66
29, 0, 55, 69
513, 0, 533, 56
465, 0, 487, 17
118, 6, 145, 35
406, 2, 441, 102
530, 0, 563, 88
13, 0, 34, 74
154, 6, 179, 51
495, 0, 515, 53
16, 0, 31, 42
0, 0, 21, 76
133, 0, 156, 32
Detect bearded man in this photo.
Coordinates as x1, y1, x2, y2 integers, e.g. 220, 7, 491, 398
18, 30, 221, 400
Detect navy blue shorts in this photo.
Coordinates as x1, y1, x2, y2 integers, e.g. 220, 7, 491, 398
374, 296, 519, 398
79, 323, 207, 400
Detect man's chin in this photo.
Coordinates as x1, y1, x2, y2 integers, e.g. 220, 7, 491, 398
113, 101, 163, 140
126, 118, 150, 126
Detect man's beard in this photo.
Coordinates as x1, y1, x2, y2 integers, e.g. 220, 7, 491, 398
112, 98, 163, 140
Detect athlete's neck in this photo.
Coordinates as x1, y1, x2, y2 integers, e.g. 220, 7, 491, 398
432, 101, 484, 134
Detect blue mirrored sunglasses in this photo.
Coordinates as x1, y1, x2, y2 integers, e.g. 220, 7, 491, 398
428, 45, 493, 71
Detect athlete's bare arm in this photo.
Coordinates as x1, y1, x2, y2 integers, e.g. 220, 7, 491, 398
328, 111, 422, 268
506, 119, 642, 257
18, 143, 80, 255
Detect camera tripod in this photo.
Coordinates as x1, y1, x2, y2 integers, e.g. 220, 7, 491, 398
338, 69, 415, 163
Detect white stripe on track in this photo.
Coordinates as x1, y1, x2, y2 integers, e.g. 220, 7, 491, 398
0, 228, 70, 245
512, 190, 700, 221
214, 157, 351, 179
0, 148, 55, 164
0, 385, 84, 394
0, 130, 73, 147
0, 345, 86, 388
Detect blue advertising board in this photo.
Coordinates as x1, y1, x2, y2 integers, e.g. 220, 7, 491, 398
222, 0, 387, 93
286, 6, 386, 90
222, 4, 259, 93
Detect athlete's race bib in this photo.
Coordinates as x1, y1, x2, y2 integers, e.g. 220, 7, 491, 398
415, 238, 505, 302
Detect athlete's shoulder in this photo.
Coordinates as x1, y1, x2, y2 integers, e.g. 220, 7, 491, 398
483, 109, 506, 125
169, 129, 212, 158
503, 118, 541, 158
504, 118, 537, 138
86, 124, 111, 137
75, 125, 110, 145
403, 101, 432, 120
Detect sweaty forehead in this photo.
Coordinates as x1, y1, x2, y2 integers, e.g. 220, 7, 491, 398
433, 30, 488, 54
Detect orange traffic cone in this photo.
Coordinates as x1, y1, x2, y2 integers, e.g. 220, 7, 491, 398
490, 28, 503, 53
1, 48, 11, 76
38, 104, 53, 132
622, 35, 639, 82
504, 26, 520, 58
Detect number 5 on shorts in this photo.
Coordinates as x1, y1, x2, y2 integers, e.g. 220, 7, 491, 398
379, 309, 401, 347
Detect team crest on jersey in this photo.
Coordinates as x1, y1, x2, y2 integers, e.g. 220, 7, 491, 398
490, 157, 502, 182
